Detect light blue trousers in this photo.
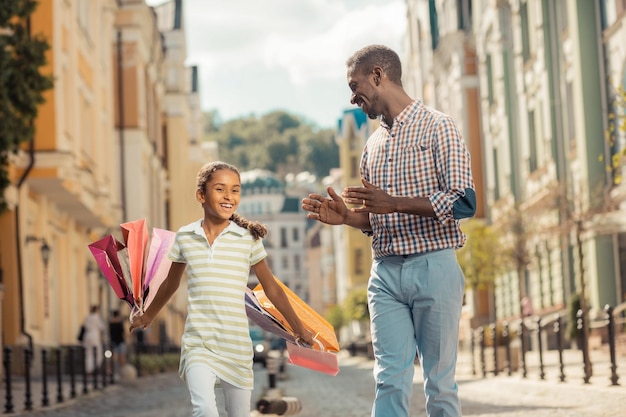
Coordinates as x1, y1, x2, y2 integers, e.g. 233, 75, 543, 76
369, 249, 464, 417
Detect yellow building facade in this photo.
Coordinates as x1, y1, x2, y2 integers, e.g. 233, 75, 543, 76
0, 0, 211, 366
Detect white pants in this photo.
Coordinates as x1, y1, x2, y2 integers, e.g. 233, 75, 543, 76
185, 364, 251, 417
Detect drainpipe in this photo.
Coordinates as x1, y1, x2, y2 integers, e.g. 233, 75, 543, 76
15, 134, 35, 355
14, 17, 36, 354
117, 28, 127, 221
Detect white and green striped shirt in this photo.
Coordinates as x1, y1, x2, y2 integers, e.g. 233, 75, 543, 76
169, 218, 266, 389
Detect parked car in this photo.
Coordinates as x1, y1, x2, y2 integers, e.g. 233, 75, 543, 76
249, 325, 270, 367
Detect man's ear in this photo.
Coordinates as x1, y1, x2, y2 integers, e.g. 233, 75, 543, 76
373, 68, 382, 86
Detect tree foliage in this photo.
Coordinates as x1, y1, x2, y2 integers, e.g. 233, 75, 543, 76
203, 110, 339, 179
343, 287, 369, 322
0, 0, 53, 212
601, 84, 626, 185
324, 304, 345, 334
456, 219, 507, 290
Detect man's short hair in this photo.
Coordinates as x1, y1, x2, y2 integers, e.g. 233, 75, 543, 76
346, 44, 403, 85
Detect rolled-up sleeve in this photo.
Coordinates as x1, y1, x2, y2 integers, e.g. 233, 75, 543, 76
428, 117, 476, 223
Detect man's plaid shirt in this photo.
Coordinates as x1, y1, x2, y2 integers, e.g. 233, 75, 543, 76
361, 99, 476, 259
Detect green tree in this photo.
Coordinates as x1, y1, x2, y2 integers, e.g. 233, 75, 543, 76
506, 207, 531, 318
324, 304, 345, 342
203, 110, 338, 179
457, 219, 507, 321
343, 288, 369, 322
601, 84, 626, 185
0, 0, 53, 212
457, 219, 506, 291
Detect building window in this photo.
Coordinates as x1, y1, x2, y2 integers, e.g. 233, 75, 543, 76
350, 156, 358, 178
77, 0, 93, 42
486, 54, 494, 105
294, 255, 301, 272
280, 227, 288, 248
555, 0, 569, 33
429, 0, 440, 50
292, 227, 299, 242
457, 0, 472, 31
493, 148, 500, 201
528, 110, 538, 172
520, 1, 531, 62
355, 248, 364, 275
565, 82, 576, 149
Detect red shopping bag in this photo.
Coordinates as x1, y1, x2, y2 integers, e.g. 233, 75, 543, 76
286, 341, 339, 376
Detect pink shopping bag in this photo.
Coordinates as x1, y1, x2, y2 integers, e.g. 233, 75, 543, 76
286, 341, 339, 376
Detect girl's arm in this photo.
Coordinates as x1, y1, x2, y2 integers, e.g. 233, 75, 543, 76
253, 259, 314, 346
129, 262, 186, 332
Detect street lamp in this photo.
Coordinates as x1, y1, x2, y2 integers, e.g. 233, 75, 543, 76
40, 240, 50, 268
25, 235, 52, 317
25, 235, 51, 267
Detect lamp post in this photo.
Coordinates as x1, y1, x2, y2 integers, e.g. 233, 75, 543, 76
86, 262, 100, 309
40, 240, 50, 268
25, 236, 52, 317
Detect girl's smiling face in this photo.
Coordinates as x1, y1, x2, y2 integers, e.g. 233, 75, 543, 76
196, 168, 241, 221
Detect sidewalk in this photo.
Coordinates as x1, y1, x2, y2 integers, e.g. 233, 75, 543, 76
455, 344, 626, 388
2, 345, 624, 416
2, 373, 123, 415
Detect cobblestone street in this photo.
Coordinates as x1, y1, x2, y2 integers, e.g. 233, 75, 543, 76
4, 348, 624, 417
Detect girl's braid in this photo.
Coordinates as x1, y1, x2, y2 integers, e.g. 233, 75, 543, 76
230, 212, 268, 240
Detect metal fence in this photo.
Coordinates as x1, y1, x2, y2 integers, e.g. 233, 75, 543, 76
2, 343, 179, 414
470, 303, 626, 386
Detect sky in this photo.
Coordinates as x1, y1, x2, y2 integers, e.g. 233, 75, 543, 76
147, 0, 407, 129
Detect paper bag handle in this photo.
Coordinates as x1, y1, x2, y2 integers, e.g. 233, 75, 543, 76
296, 333, 324, 351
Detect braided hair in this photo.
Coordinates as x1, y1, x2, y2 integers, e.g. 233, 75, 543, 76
196, 161, 268, 240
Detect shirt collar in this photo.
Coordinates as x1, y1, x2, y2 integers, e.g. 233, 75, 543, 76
179, 218, 247, 237
380, 99, 422, 130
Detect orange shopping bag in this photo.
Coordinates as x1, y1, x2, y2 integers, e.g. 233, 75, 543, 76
253, 277, 339, 352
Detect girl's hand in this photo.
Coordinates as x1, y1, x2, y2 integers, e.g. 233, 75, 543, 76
129, 312, 152, 333
294, 328, 315, 348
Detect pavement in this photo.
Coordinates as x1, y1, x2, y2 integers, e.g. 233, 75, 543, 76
2, 345, 625, 416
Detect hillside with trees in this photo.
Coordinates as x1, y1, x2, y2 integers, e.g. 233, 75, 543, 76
203, 110, 339, 180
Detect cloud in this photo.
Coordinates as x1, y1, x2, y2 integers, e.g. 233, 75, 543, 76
148, 0, 406, 127
263, 3, 407, 85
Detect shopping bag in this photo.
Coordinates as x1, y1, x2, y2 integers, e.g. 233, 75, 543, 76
253, 277, 339, 352
286, 340, 339, 376
245, 288, 296, 344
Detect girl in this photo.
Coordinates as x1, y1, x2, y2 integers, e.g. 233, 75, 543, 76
130, 161, 313, 417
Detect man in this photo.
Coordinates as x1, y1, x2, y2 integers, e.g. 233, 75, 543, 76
109, 310, 127, 375
302, 44, 475, 417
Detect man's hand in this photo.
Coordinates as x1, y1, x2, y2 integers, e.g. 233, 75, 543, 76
343, 178, 396, 214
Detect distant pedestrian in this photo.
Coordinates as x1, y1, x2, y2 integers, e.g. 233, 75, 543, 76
303, 44, 476, 417
109, 309, 127, 374
130, 161, 314, 417
82, 305, 105, 374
